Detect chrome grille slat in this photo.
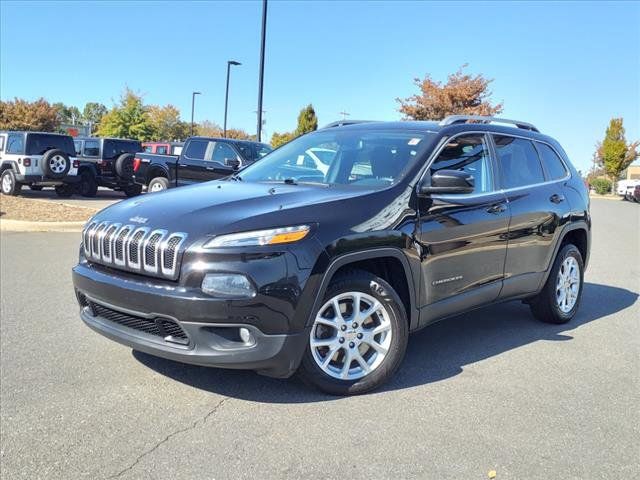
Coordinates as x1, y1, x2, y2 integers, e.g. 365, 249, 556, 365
82, 221, 186, 280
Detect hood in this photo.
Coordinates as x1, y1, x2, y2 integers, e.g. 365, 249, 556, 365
91, 180, 381, 238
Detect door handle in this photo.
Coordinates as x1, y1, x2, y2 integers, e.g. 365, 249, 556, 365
206, 166, 214, 170
486, 203, 507, 214
550, 193, 565, 204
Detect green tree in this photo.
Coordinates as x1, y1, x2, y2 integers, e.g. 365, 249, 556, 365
147, 104, 190, 141
97, 89, 154, 140
0, 98, 59, 131
594, 118, 639, 183
82, 102, 107, 133
397, 64, 503, 120
294, 104, 318, 136
197, 120, 223, 137
52, 102, 82, 124
270, 131, 295, 148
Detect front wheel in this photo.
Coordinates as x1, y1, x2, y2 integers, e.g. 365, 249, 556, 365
148, 177, 169, 193
54, 184, 74, 198
298, 270, 408, 395
1, 169, 22, 196
78, 171, 98, 197
530, 244, 584, 324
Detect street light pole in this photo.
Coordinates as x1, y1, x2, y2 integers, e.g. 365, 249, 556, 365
256, 0, 267, 142
223, 60, 241, 138
191, 91, 201, 136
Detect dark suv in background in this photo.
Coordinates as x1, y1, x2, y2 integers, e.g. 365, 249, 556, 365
73, 115, 590, 395
73, 137, 143, 197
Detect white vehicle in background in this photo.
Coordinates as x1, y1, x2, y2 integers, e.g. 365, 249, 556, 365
0, 131, 80, 197
616, 179, 640, 200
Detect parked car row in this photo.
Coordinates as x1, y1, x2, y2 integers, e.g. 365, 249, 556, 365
616, 178, 640, 201
0, 130, 271, 198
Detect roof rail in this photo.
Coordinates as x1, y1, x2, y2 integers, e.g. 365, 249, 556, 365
322, 120, 374, 129
439, 115, 539, 132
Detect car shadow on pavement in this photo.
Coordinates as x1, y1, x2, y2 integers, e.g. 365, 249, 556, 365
133, 282, 637, 403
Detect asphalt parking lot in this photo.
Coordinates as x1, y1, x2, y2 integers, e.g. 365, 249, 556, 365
17, 187, 124, 211
1, 198, 638, 479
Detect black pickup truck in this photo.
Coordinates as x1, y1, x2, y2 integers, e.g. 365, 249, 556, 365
132, 136, 272, 192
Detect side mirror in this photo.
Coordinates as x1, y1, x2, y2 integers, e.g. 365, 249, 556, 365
418, 169, 475, 196
224, 158, 241, 170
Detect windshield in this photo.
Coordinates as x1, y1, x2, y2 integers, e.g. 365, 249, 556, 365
239, 129, 432, 187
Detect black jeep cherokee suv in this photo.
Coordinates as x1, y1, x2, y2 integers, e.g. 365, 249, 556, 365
72, 116, 591, 395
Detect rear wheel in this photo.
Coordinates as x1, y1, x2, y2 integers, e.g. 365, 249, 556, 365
530, 244, 584, 324
1, 169, 22, 196
148, 176, 169, 193
298, 270, 408, 395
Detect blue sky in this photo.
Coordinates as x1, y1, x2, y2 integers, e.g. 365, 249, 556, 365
1, 0, 638, 172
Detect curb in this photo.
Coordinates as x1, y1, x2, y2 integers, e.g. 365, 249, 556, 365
589, 195, 627, 201
0, 219, 85, 233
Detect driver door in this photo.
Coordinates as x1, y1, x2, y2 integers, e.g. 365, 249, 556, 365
416, 133, 510, 319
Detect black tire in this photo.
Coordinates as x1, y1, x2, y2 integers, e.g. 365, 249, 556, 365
148, 176, 169, 193
54, 184, 74, 198
114, 153, 135, 179
298, 269, 409, 395
77, 170, 98, 197
29, 185, 43, 191
41, 149, 71, 179
123, 183, 143, 197
529, 244, 584, 324
1, 169, 22, 196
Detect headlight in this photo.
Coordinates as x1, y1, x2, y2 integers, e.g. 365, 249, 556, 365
204, 225, 311, 248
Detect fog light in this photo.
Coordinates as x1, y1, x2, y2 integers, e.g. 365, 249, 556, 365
239, 327, 254, 345
201, 273, 256, 299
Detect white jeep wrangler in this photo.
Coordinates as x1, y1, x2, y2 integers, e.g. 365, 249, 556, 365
0, 131, 80, 197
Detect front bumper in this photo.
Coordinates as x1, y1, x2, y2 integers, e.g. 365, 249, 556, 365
72, 264, 310, 378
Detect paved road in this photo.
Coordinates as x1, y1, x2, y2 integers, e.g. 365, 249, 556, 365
18, 187, 124, 211
1, 199, 638, 479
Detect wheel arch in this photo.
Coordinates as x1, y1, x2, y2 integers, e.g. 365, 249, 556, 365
146, 165, 170, 184
541, 221, 590, 288
1, 161, 19, 173
307, 248, 419, 331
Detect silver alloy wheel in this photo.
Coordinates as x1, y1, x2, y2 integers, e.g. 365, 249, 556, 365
556, 256, 580, 313
310, 291, 393, 380
150, 182, 165, 192
49, 155, 67, 174
2, 173, 12, 193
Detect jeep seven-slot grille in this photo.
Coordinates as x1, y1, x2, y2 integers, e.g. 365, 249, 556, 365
84, 299, 189, 344
83, 221, 187, 280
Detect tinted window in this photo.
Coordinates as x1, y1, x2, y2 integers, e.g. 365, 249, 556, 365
493, 135, 545, 189
103, 140, 141, 159
212, 142, 237, 163
430, 134, 493, 194
25, 134, 75, 156
74, 140, 82, 155
83, 140, 100, 157
236, 144, 253, 161
144, 145, 153, 152
536, 142, 567, 180
6, 134, 23, 154
184, 139, 209, 159
156, 145, 168, 155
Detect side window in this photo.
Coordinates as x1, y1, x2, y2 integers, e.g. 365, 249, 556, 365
493, 135, 545, 189
184, 139, 209, 160
144, 145, 153, 153
74, 140, 82, 155
212, 143, 238, 163
536, 142, 567, 180
6, 134, 24, 154
430, 134, 493, 194
156, 146, 168, 155
83, 140, 100, 157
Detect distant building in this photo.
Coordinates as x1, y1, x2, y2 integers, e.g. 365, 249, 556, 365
60, 123, 91, 137
626, 164, 640, 180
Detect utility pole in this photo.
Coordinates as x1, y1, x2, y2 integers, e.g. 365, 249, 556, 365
256, 0, 267, 142
339, 110, 350, 120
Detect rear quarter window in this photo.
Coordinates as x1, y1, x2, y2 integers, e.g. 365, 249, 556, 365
536, 142, 568, 180
103, 140, 142, 159
25, 134, 75, 156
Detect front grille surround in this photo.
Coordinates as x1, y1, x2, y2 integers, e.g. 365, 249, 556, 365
82, 221, 187, 280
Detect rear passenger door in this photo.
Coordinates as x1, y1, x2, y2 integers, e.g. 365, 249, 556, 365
492, 134, 571, 298
178, 139, 211, 185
